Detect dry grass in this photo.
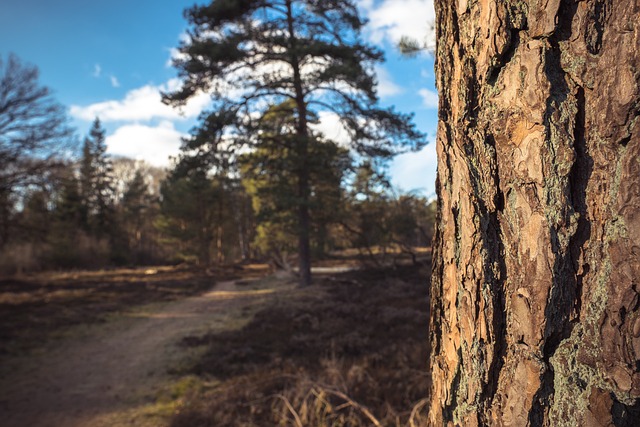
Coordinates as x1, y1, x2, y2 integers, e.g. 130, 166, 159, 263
0, 259, 430, 426
0, 264, 269, 356
169, 262, 432, 426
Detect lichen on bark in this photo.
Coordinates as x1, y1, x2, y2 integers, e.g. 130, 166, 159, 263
428, 0, 640, 425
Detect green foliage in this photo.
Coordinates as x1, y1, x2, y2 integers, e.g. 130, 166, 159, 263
342, 163, 435, 263
55, 170, 84, 228
398, 36, 425, 57
122, 170, 150, 220
20, 190, 51, 242
167, 0, 426, 157
159, 171, 215, 265
239, 101, 350, 264
164, 0, 427, 284
48, 170, 86, 268
0, 43, 433, 275
80, 118, 116, 237
397, 20, 435, 57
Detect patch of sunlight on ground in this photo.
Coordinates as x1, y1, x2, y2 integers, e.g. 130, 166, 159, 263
125, 312, 200, 319
206, 288, 278, 299
95, 376, 222, 427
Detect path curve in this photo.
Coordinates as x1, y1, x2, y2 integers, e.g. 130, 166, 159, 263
0, 279, 265, 427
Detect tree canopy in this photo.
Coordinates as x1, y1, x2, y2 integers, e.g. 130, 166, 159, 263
164, 0, 426, 285
0, 54, 74, 191
0, 53, 74, 248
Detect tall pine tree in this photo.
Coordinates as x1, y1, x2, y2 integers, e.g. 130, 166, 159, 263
120, 170, 156, 264
159, 169, 218, 265
164, 0, 426, 286
240, 101, 349, 266
80, 118, 115, 237
49, 169, 84, 267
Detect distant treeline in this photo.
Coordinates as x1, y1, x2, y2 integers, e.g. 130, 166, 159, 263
0, 54, 434, 274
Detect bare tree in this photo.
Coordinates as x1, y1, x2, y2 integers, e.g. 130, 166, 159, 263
429, 0, 640, 425
0, 53, 74, 246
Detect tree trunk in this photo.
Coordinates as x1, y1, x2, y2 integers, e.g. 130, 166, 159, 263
0, 188, 10, 250
285, 0, 312, 287
429, 0, 640, 425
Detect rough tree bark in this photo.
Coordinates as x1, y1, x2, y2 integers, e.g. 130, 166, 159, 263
428, 0, 640, 425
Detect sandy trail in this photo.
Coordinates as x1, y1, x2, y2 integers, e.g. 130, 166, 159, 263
0, 279, 269, 427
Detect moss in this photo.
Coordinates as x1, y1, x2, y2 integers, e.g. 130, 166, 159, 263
450, 338, 490, 424
452, 361, 478, 425
559, 49, 587, 86
549, 256, 612, 425
606, 216, 629, 240
453, 400, 477, 425
550, 333, 608, 426
605, 141, 629, 241
549, 189, 637, 423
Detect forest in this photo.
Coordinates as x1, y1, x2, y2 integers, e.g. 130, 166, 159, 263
0, 110, 435, 275
0, 38, 434, 276
1, 1, 436, 426
2, 0, 640, 426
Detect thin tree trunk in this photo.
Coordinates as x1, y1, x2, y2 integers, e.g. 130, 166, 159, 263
217, 188, 224, 265
234, 192, 248, 261
429, 0, 640, 425
286, 0, 312, 287
297, 173, 312, 286
0, 188, 10, 250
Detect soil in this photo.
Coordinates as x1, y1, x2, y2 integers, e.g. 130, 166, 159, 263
170, 264, 431, 426
0, 276, 277, 427
0, 261, 431, 427
0, 266, 244, 356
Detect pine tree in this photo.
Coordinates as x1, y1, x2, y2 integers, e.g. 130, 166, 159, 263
80, 118, 115, 237
159, 170, 218, 265
240, 101, 349, 265
20, 190, 51, 243
55, 170, 84, 227
79, 138, 93, 229
429, 0, 640, 424
49, 169, 84, 267
121, 170, 153, 261
164, 0, 426, 286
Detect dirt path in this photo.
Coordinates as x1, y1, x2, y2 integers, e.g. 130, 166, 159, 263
0, 279, 276, 427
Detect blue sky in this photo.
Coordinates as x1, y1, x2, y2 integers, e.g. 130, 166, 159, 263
1, 0, 438, 196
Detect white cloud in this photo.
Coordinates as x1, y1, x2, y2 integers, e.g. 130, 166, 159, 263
312, 111, 351, 146
419, 88, 439, 108
360, 0, 435, 51
165, 47, 190, 68
70, 79, 211, 122
93, 64, 102, 78
359, 0, 375, 9
110, 75, 120, 88
389, 141, 437, 196
105, 121, 184, 167
165, 32, 191, 67
375, 66, 403, 97
166, 48, 180, 67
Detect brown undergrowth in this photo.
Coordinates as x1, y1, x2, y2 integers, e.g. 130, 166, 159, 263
169, 262, 431, 426
0, 265, 263, 356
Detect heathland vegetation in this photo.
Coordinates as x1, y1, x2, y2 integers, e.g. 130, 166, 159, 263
0, 2, 435, 425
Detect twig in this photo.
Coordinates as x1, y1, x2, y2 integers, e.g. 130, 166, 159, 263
322, 388, 382, 427
276, 394, 304, 427
409, 398, 430, 427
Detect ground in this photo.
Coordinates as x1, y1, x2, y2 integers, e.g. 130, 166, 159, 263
0, 258, 430, 426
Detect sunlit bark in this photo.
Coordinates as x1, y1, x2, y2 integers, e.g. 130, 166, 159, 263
429, 0, 640, 424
